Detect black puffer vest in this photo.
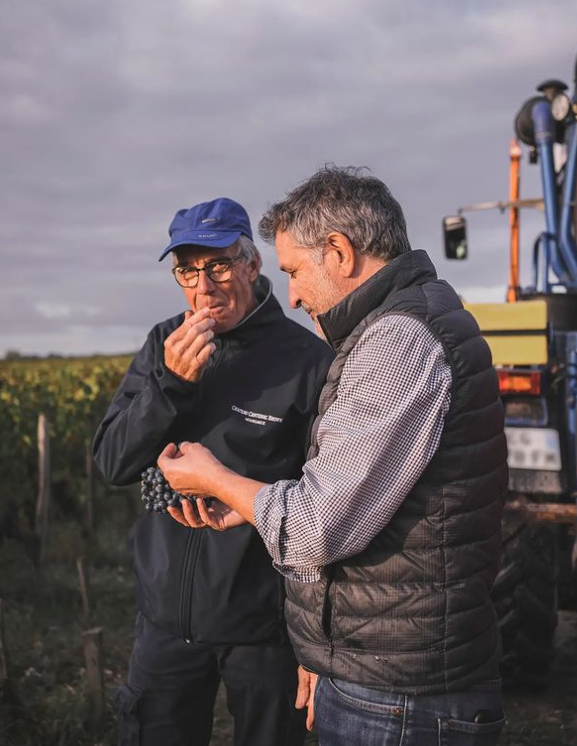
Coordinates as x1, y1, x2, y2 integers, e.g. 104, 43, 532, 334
285, 250, 508, 694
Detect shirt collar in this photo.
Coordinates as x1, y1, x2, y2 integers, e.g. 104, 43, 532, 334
317, 250, 438, 352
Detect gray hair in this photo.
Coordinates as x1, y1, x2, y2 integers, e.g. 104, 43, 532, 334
258, 165, 411, 261
236, 234, 261, 264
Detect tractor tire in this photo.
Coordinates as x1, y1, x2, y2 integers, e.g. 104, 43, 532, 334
491, 514, 558, 687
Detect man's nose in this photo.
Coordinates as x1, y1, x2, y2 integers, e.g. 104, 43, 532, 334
288, 283, 301, 310
196, 269, 216, 294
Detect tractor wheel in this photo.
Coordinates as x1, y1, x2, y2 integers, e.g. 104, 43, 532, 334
491, 514, 558, 687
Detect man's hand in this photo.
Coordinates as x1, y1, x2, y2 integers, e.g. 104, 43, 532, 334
158, 442, 263, 526
164, 308, 216, 382
167, 497, 247, 531
158, 441, 223, 495
295, 666, 318, 731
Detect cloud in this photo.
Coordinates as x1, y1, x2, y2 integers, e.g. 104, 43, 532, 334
0, 0, 575, 355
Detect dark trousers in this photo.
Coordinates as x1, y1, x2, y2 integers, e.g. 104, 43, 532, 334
115, 614, 307, 746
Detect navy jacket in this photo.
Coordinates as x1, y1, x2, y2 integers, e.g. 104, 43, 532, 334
93, 278, 333, 644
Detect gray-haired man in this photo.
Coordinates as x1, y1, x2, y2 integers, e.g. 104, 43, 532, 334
93, 197, 333, 746
160, 169, 508, 746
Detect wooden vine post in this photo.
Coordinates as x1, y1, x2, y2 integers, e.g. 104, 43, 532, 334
0, 598, 8, 692
85, 444, 95, 540
82, 627, 105, 728
34, 414, 51, 564
76, 557, 92, 628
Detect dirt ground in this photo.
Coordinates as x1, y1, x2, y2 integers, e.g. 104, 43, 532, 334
209, 612, 577, 746
500, 611, 577, 746
2, 511, 575, 746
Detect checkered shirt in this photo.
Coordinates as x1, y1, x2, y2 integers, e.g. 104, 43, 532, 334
253, 314, 453, 582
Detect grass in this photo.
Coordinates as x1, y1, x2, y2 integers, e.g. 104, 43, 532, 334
0, 491, 137, 746
0, 487, 575, 745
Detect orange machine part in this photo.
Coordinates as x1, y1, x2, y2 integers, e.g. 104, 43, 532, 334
507, 139, 522, 303
497, 369, 542, 396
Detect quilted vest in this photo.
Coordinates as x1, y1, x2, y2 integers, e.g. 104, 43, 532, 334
285, 250, 508, 694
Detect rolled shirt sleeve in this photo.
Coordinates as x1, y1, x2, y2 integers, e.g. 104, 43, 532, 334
253, 314, 453, 582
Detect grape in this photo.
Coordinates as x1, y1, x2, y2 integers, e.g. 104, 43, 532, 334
139, 467, 188, 516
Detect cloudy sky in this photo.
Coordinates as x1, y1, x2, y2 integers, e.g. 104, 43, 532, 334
1, 0, 576, 356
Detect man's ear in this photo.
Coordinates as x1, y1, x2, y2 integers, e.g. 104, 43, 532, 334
248, 252, 262, 282
325, 232, 357, 278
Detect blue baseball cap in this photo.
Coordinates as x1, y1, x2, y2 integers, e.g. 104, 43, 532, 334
158, 197, 253, 261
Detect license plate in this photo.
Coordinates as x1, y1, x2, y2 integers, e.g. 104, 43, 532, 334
504, 427, 562, 471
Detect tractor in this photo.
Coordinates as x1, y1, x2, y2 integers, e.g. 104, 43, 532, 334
442, 52, 577, 685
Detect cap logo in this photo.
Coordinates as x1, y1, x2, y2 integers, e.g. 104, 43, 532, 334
201, 218, 217, 223
197, 233, 218, 238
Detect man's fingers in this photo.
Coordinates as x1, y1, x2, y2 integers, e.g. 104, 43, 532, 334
178, 308, 211, 333
181, 498, 206, 528
158, 442, 178, 464
165, 318, 216, 380
196, 498, 220, 529
182, 331, 216, 366
306, 673, 318, 731
196, 497, 211, 523
182, 307, 211, 327
295, 666, 311, 710
180, 321, 215, 355
195, 341, 217, 367
164, 309, 213, 348
167, 506, 191, 527
295, 667, 318, 731
167, 317, 215, 357
179, 316, 215, 344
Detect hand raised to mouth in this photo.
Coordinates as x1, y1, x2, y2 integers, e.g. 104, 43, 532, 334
163, 307, 216, 382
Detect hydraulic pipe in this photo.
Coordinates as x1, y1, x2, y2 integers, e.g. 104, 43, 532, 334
507, 140, 522, 302
532, 100, 568, 285
566, 333, 577, 495
558, 119, 577, 287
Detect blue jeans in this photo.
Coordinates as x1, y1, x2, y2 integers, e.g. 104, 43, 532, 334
314, 677, 505, 746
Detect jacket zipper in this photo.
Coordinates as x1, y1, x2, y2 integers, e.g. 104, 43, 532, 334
321, 565, 335, 655
178, 337, 227, 642
179, 529, 204, 641
202, 336, 227, 385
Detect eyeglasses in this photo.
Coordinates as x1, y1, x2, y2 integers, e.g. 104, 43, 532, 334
172, 251, 244, 288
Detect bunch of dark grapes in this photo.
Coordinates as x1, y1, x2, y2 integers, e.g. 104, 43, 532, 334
140, 467, 190, 514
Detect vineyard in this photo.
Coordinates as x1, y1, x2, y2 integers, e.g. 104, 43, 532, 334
0, 355, 132, 544
0, 354, 137, 745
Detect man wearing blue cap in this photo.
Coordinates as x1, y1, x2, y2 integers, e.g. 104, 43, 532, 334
93, 198, 333, 746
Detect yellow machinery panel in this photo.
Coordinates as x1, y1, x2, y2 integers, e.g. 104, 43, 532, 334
464, 300, 548, 366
